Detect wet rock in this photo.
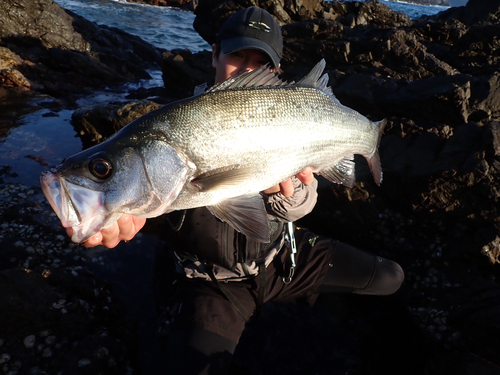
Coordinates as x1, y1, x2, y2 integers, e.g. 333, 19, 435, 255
184, 0, 500, 130
0, 264, 136, 373
482, 236, 500, 265
0, 47, 31, 90
0, 0, 163, 103
71, 100, 163, 147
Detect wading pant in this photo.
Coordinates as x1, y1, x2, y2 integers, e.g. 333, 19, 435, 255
164, 229, 404, 375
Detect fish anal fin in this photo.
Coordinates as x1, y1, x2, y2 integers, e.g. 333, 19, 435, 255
367, 152, 383, 186
208, 194, 270, 243
366, 118, 387, 186
320, 157, 356, 188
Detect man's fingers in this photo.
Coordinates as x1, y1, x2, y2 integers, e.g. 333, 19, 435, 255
279, 178, 294, 197
296, 167, 314, 185
82, 231, 104, 248
96, 221, 121, 248
118, 215, 146, 241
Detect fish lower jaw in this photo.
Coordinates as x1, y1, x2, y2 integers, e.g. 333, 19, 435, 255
69, 212, 122, 244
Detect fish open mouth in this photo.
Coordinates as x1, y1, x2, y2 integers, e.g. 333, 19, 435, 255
40, 171, 109, 243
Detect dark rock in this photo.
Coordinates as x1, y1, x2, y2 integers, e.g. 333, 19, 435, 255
0, 267, 137, 374
0, 0, 163, 103
0, 47, 33, 90
161, 48, 215, 98
71, 100, 164, 147
462, 0, 500, 25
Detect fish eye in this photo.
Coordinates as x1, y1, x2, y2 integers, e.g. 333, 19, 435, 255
89, 158, 113, 179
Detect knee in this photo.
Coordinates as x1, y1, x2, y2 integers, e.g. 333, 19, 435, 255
374, 258, 405, 295
356, 257, 405, 296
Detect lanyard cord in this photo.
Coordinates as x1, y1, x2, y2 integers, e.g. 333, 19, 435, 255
282, 222, 297, 284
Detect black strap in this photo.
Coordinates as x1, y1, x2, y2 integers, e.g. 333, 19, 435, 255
206, 262, 267, 324
255, 262, 266, 318
206, 263, 252, 323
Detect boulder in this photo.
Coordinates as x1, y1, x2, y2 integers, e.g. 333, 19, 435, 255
0, 0, 163, 103
71, 100, 163, 147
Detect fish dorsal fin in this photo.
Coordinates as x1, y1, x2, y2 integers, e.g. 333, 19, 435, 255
320, 157, 356, 188
207, 194, 271, 243
296, 59, 333, 96
206, 59, 332, 96
206, 64, 288, 93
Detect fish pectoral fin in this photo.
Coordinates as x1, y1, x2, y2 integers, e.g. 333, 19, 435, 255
191, 167, 257, 193
320, 157, 356, 188
207, 194, 271, 243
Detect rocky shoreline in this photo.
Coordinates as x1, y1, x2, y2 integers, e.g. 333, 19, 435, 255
1, 0, 500, 374
121, 0, 455, 11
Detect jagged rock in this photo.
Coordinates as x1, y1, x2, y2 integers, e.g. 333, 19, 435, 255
71, 100, 163, 147
0, 0, 163, 103
162, 48, 215, 98
461, 0, 500, 25
0, 47, 31, 89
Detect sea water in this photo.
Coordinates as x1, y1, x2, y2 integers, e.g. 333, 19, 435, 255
379, 0, 449, 19
54, 0, 449, 53
54, 0, 211, 52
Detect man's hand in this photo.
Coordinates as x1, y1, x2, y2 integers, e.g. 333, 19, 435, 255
263, 167, 315, 197
66, 214, 146, 249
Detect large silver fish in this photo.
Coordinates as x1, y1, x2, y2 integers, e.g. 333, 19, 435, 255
40, 60, 386, 244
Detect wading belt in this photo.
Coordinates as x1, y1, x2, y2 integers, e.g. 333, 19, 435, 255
206, 261, 267, 324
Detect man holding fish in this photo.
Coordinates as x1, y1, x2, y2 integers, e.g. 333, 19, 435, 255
49, 6, 404, 374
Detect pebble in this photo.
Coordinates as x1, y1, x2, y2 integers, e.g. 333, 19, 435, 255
0, 353, 11, 364
52, 300, 66, 310
78, 358, 91, 367
23, 335, 35, 349
45, 336, 56, 346
94, 346, 109, 359
42, 347, 53, 358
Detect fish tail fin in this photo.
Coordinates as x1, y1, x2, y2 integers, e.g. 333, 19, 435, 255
367, 118, 386, 186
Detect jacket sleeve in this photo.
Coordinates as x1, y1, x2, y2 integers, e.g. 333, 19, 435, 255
262, 176, 318, 223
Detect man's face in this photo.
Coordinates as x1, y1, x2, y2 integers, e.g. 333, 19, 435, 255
212, 46, 274, 83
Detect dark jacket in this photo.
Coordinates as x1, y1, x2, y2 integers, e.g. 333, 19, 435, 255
171, 177, 318, 280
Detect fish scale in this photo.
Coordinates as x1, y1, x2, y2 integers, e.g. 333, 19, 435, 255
167, 87, 372, 190
40, 60, 386, 243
